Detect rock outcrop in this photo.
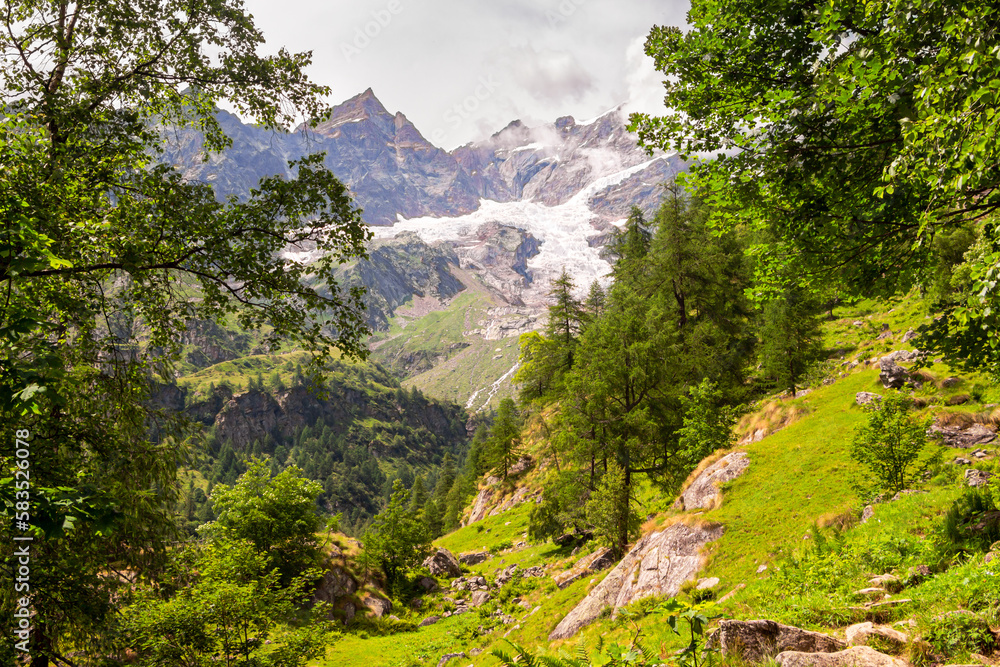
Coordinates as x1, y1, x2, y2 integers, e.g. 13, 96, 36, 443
932, 422, 996, 448
465, 485, 495, 525
845, 622, 909, 651
549, 522, 724, 640
363, 596, 392, 618
459, 550, 491, 565
966, 468, 993, 487
775, 646, 906, 667
710, 620, 846, 663
313, 567, 357, 604
423, 548, 462, 578
676, 452, 750, 511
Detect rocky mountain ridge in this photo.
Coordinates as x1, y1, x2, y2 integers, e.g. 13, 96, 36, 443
162, 88, 683, 227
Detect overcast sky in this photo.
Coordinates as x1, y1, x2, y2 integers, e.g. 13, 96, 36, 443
242, 0, 690, 149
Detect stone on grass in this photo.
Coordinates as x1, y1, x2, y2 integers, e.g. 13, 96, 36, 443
423, 548, 462, 577
697, 577, 720, 590
776, 646, 906, 667
845, 622, 909, 651
418, 576, 439, 592
436, 652, 466, 667
364, 596, 392, 618
966, 469, 993, 488
458, 550, 490, 565
868, 574, 903, 593
418, 615, 439, 627
677, 452, 750, 511
856, 392, 882, 406
549, 522, 724, 640
852, 587, 886, 601
470, 590, 491, 607
710, 619, 846, 662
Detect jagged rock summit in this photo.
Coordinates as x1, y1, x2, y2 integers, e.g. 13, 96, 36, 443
162, 88, 685, 227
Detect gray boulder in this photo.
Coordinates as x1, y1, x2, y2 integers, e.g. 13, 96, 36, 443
364, 596, 392, 618
878, 359, 911, 389
855, 392, 882, 406
470, 590, 491, 607
932, 423, 997, 448
465, 485, 494, 525
417, 576, 439, 592
423, 548, 462, 577
710, 619, 846, 663
459, 550, 490, 565
845, 622, 909, 650
776, 646, 906, 667
313, 566, 357, 604
418, 615, 439, 627
966, 468, 993, 488
436, 652, 467, 667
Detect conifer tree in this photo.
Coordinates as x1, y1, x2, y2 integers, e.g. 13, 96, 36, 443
487, 398, 523, 480
545, 269, 586, 367
758, 285, 824, 397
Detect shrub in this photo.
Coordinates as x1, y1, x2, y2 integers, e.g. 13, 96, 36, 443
925, 612, 995, 658
851, 393, 935, 500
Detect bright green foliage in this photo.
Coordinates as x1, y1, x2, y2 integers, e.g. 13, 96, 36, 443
410, 476, 428, 513
661, 598, 721, 667
362, 480, 429, 591
850, 393, 933, 499
487, 398, 523, 480
546, 269, 586, 365
516, 270, 586, 403
758, 286, 825, 397
677, 379, 738, 466
631, 0, 1000, 371
0, 0, 369, 659
537, 193, 753, 554
489, 598, 714, 666
609, 206, 653, 284
202, 458, 323, 584
121, 539, 331, 667
515, 331, 564, 403
528, 470, 591, 542
586, 460, 640, 558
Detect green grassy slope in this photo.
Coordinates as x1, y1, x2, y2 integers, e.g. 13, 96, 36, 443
313, 294, 1000, 667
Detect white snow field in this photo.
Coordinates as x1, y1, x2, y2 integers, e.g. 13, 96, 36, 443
372, 156, 667, 303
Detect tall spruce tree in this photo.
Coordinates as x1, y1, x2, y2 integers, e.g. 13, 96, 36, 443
487, 398, 523, 480
758, 286, 824, 397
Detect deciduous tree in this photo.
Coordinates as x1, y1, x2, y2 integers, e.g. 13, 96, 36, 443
0, 1, 368, 662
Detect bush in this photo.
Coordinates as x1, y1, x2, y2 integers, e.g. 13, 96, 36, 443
851, 393, 935, 500
925, 612, 995, 658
